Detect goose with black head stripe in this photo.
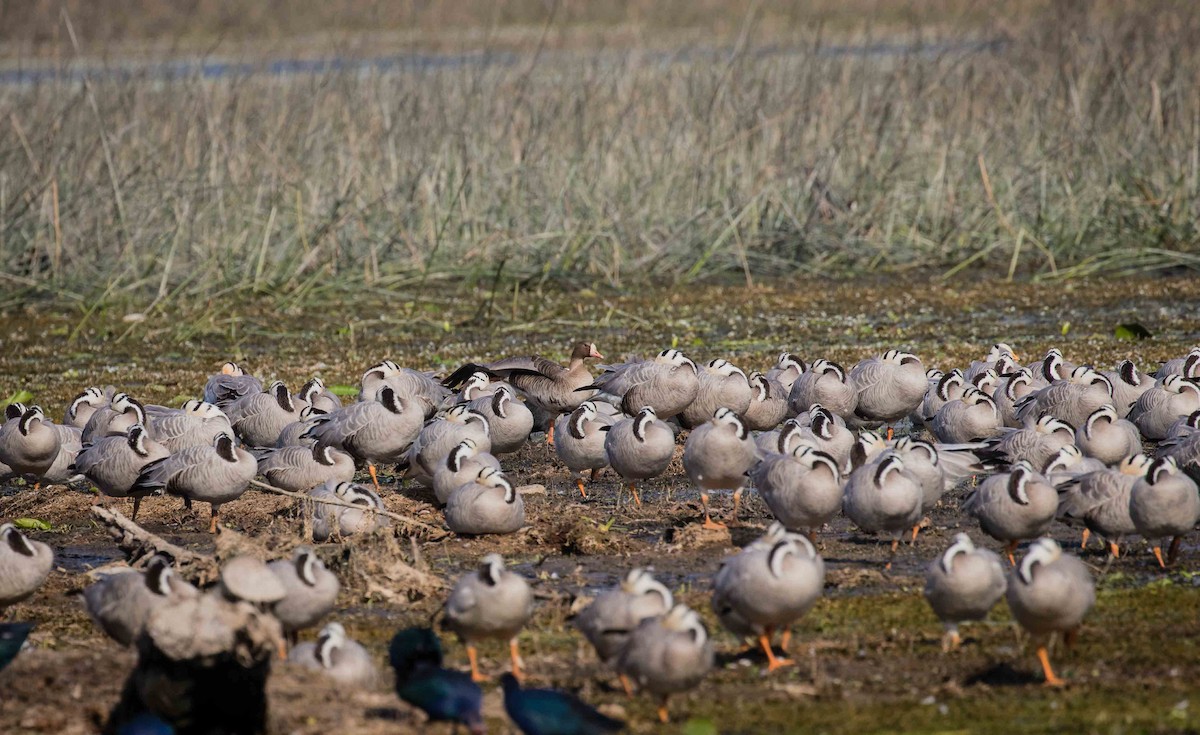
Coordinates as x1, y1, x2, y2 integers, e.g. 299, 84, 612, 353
923, 533, 1007, 651
977, 415, 1076, 471
680, 359, 754, 429
442, 341, 603, 443
765, 352, 806, 393
920, 369, 966, 429
1102, 360, 1155, 417
1057, 454, 1148, 558
842, 452, 923, 567
794, 404, 855, 472
146, 399, 233, 453
931, 387, 1003, 444
203, 361, 263, 409
445, 467, 525, 536
1130, 374, 1200, 441
433, 439, 501, 505
443, 554, 534, 682
752, 445, 842, 538
1075, 405, 1141, 466
73, 423, 171, 520
575, 568, 673, 667
0, 405, 57, 479
1156, 347, 1200, 379
64, 387, 109, 430
1015, 365, 1114, 430
1006, 538, 1094, 687
406, 404, 492, 489
467, 385, 533, 455
1130, 456, 1200, 567
963, 461, 1057, 564
0, 523, 54, 610
298, 377, 342, 414
269, 547, 340, 647
255, 442, 356, 493
788, 358, 858, 422
991, 367, 1041, 427
711, 522, 825, 672
226, 380, 307, 448
742, 371, 789, 431
310, 481, 389, 542
303, 385, 425, 490
83, 555, 198, 646
131, 432, 257, 533
585, 348, 699, 420
289, 621, 376, 686
683, 407, 759, 529
604, 407, 676, 507
849, 350, 927, 436
359, 359, 450, 419
82, 392, 146, 444
553, 401, 615, 499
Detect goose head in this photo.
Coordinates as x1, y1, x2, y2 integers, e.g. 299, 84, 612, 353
1118, 453, 1153, 477
183, 399, 227, 420
126, 424, 152, 457
477, 468, 515, 504
478, 553, 507, 585
1017, 538, 1062, 585
266, 381, 295, 413
620, 568, 673, 608
706, 359, 748, 382
299, 378, 326, 404
68, 387, 106, 421
632, 407, 659, 442
711, 407, 748, 439
567, 402, 599, 440
1083, 405, 1118, 438
1006, 461, 1038, 505
446, 439, 479, 472
113, 393, 147, 424
214, 433, 240, 463
1144, 456, 1182, 486
1042, 445, 1084, 474
1034, 415, 1075, 440
17, 405, 45, 436
814, 359, 848, 383
935, 370, 965, 401
940, 533, 976, 574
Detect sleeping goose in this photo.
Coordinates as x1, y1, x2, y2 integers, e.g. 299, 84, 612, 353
848, 350, 927, 433
585, 349, 699, 419
1006, 538, 1094, 687
1129, 456, 1200, 568
683, 408, 759, 529
679, 359, 754, 429
443, 554, 534, 682
923, 533, 1007, 650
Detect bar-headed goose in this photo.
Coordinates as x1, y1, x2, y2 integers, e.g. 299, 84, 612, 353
1006, 538, 1094, 686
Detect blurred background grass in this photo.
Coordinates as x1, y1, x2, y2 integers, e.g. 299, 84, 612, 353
1, 0, 1198, 310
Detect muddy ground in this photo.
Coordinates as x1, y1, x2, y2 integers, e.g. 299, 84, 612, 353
1, 277, 1199, 734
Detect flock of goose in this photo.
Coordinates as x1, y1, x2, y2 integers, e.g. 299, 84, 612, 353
1, 340, 1200, 733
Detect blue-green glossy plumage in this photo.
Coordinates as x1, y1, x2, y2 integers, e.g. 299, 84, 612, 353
501, 673, 624, 735
0, 622, 32, 672
116, 712, 175, 735
389, 627, 483, 734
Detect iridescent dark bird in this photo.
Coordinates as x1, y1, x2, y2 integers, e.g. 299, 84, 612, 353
0, 621, 32, 672
500, 673, 624, 735
388, 628, 484, 735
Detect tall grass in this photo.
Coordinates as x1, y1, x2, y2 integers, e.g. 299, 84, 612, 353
1, 2, 1198, 307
